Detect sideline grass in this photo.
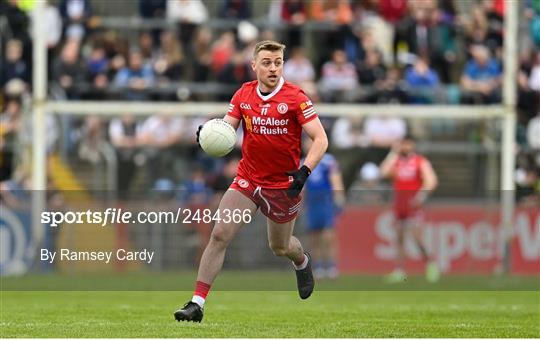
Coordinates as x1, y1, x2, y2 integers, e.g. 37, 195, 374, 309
1, 290, 539, 337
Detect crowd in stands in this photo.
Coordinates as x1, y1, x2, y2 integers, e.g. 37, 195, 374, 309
0, 0, 539, 203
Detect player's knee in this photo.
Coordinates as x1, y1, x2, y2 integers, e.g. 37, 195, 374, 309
209, 226, 230, 247
269, 243, 288, 257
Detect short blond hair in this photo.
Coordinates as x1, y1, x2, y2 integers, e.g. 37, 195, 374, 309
253, 40, 286, 58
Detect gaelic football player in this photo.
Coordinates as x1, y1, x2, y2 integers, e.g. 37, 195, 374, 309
380, 134, 440, 283
174, 40, 328, 322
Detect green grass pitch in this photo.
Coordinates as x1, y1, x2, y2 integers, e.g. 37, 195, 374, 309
1, 273, 539, 338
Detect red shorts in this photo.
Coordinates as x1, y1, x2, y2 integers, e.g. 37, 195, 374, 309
229, 176, 302, 223
394, 191, 421, 220
393, 208, 424, 222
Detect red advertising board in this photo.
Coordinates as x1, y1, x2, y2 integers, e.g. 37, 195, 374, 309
337, 205, 539, 274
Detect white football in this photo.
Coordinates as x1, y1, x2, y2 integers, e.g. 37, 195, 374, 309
199, 118, 237, 157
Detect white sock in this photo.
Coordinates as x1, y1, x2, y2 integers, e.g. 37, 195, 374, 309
191, 295, 205, 307
292, 254, 308, 270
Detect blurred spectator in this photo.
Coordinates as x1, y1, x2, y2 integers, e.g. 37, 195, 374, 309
378, 0, 408, 24
58, 0, 92, 41
357, 49, 386, 87
154, 31, 185, 82
167, 0, 208, 50
515, 152, 540, 204
1, 39, 30, 87
404, 58, 440, 103
0, 0, 30, 41
518, 50, 540, 122
311, 0, 353, 25
86, 45, 108, 80
319, 49, 359, 102
192, 27, 212, 82
393, 0, 438, 64
284, 47, 315, 85
528, 51, 540, 91
138, 31, 156, 63
0, 97, 23, 181
139, 0, 166, 18
283, 47, 318, 100
279, 0, 308, 47
528, 112, 540, 150
460, 45, 501, 104
53, 39, 84, 98
217, 52, 252, 89
219, 0, 251, 19
114, 50, 155, 100
463, 2, 489, 48
531, 14, 540, 48
331, 116, 365, 188
428, 7, 457, 83
210, 31, 236, 76
109, 114, 140, 199
363, 115, 407, 164
45, 0, 63, 75
77, 116, 105, 164
375, 67, 408, 103
331, 116, 365, 149
480, 0, 504, 50
363, 116, 407, 149
138, 115, 184, 148
347, 162, 390, 204
138, 0, 166, 44
138, 115, 184, 184
45, 1, 62, 48
311, 0, 354, 59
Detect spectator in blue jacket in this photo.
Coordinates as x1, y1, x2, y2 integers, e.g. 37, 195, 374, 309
114, 49, 155, 100
460, 44, 501, 104
405, 58, 439, 103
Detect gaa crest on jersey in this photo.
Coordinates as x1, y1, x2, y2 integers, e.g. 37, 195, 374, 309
277, 103, 288, 114
238, 179, 249, 188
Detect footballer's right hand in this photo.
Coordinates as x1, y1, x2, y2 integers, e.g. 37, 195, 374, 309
196, 125, 202, 146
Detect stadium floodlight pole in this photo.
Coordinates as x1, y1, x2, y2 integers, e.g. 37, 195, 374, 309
501, 0, 519, 273
31, 0, 47, 253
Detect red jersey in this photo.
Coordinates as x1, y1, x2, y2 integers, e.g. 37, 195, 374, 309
392, 153, 429, 216
393, 153, 427, 191
226, 78, 318, 188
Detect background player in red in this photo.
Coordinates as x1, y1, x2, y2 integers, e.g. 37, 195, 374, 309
174, 40, 328, 322
380, 134, 440, 283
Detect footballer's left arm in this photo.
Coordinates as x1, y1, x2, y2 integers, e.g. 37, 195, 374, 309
302, 118, 328, 171
414, 159, 438, 206
420, 159, 438, 192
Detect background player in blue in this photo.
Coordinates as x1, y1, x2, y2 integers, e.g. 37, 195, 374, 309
302, 138, 345, 279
